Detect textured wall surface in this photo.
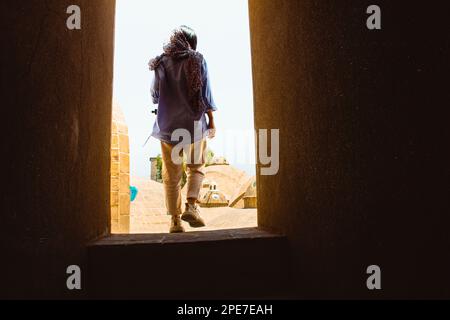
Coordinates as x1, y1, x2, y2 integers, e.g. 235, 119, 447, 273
111, 103, 130, 233
249, 0, 450, 298
0, 0, 115, 298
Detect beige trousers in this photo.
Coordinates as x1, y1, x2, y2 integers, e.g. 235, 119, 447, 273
161, 139, 207, 216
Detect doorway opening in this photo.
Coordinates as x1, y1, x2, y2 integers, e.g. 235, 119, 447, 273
111, 0, 257, 234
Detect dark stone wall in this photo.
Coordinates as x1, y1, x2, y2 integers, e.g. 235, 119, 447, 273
249, 0, 450, 298
0, 1, 115, 298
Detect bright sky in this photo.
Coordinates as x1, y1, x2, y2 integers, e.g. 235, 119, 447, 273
113, 0, 256, 178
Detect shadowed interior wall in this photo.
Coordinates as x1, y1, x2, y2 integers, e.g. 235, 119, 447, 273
249, 0, 450, 298
0, 0, 115, 298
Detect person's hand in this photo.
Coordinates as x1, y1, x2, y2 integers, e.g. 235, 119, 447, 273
208, 119, 216, 139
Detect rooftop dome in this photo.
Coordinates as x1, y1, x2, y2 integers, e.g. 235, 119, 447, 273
199, 189, 229, 208
229, 176, 257, 209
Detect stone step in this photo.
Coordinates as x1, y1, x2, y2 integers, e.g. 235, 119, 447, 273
87, 228, 291, 299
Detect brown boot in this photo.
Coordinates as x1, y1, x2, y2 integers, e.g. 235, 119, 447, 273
170, 215, 185, 233
181, 203, 206, 228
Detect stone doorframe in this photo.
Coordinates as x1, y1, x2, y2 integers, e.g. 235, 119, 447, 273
111, 103, 130, 233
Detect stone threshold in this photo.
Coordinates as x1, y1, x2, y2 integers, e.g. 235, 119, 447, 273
89, 227, 284, 246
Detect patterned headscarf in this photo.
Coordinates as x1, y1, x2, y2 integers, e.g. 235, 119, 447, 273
149, 28, 206, 116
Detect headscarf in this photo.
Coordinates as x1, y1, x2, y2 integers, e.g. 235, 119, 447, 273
149, 28, 206, 116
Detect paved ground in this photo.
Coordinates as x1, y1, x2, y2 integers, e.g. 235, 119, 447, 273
130, 206, 257, 234
129, 177, 257, 234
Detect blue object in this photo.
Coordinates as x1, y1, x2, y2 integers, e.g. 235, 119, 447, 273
130, 186, 138, 202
